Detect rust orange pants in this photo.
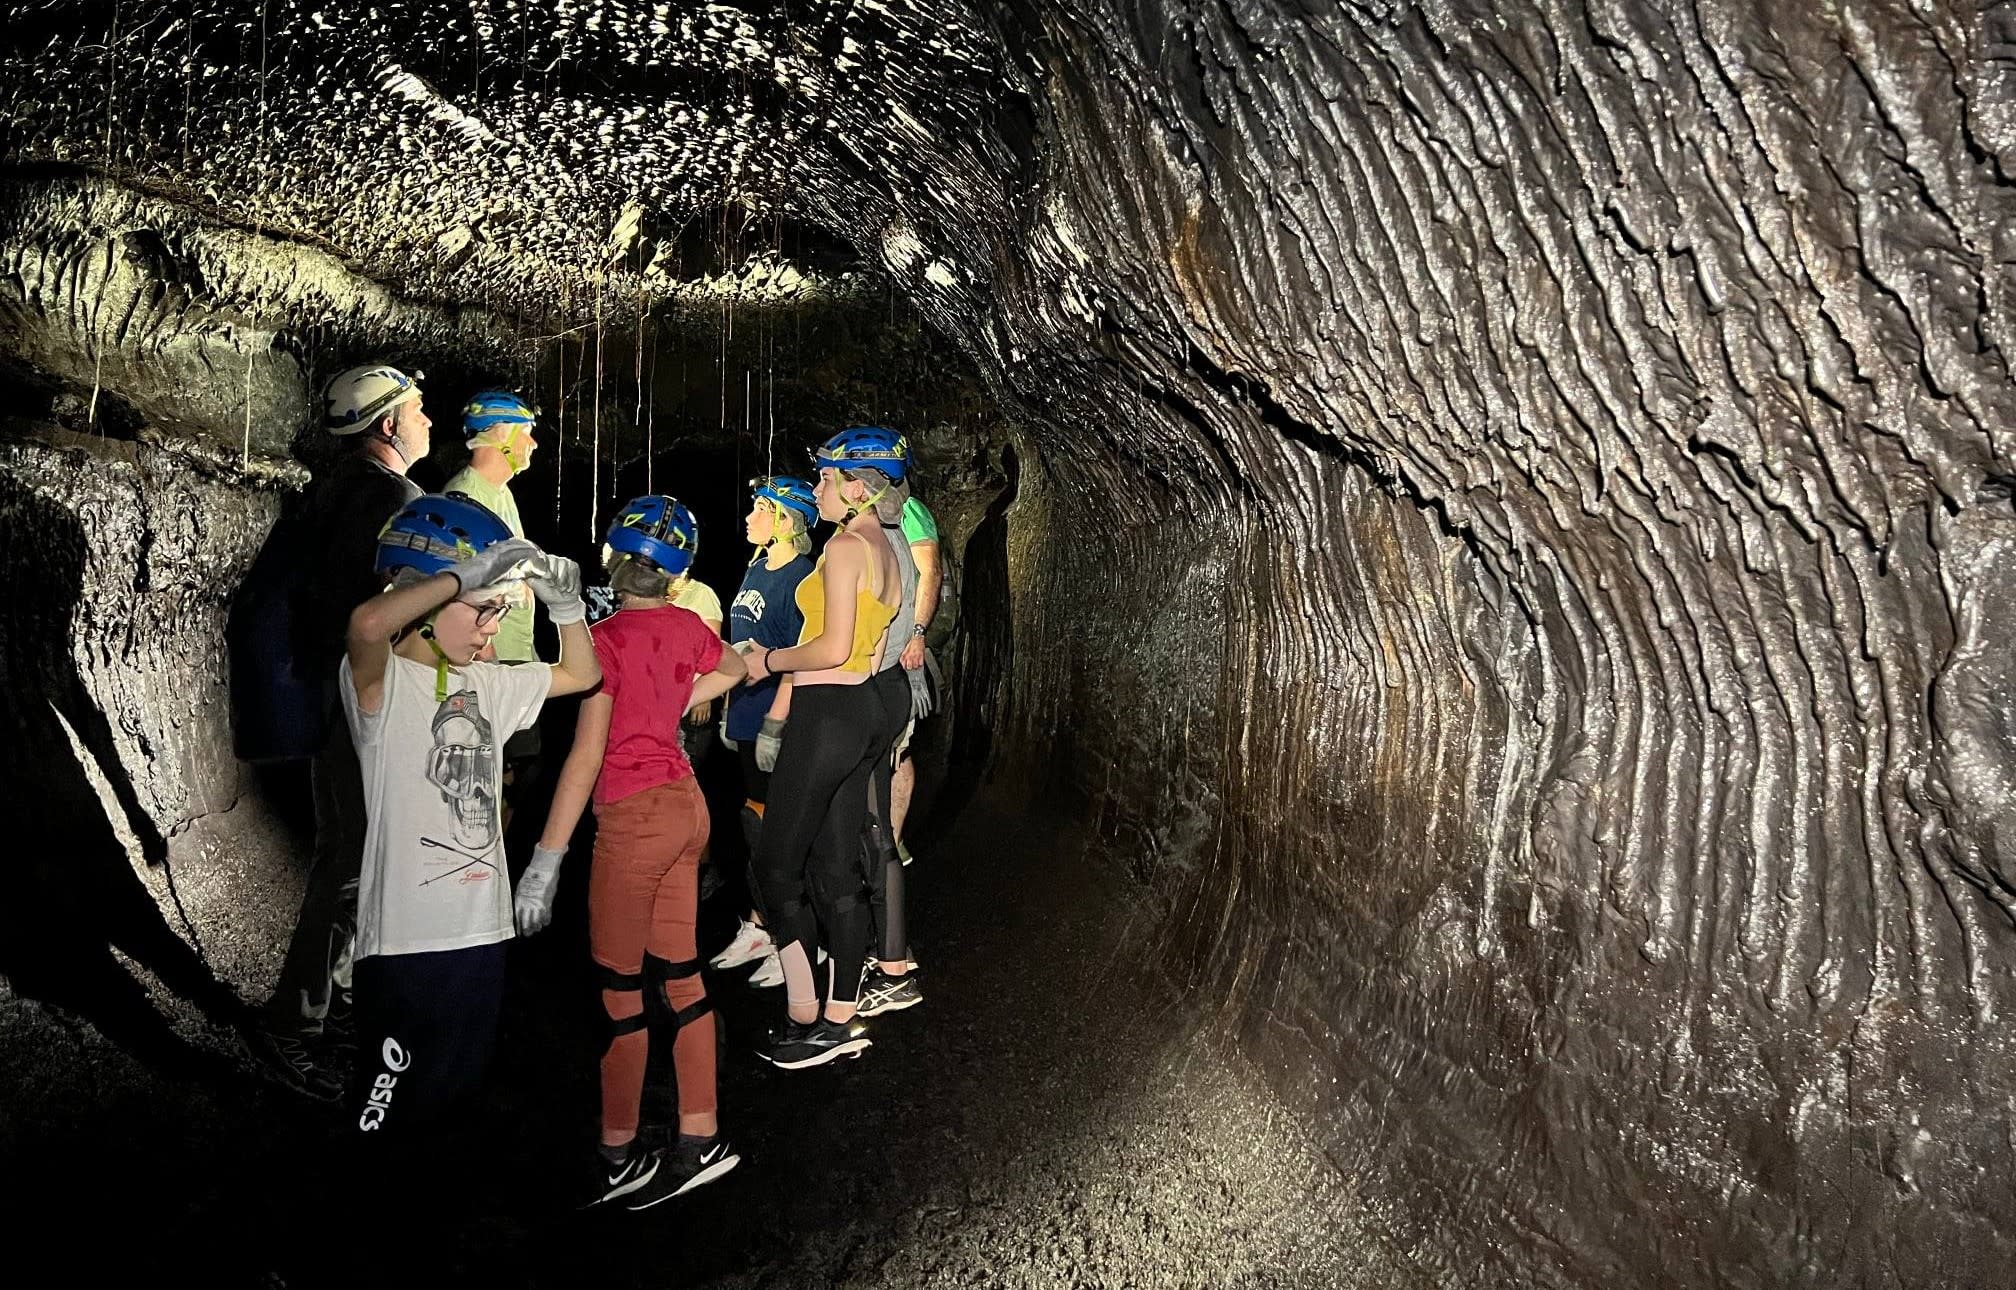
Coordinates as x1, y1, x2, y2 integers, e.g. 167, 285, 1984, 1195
590, 776, 714, 1140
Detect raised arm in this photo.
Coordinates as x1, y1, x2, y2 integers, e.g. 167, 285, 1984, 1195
346, 571, 461, 715
347, 537, 539, 714
547, 618, 603, 698
526, 555, 603, 698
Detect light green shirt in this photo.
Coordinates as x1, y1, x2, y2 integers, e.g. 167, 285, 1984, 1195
673, 578, 724, 628
443, 466, 537, 663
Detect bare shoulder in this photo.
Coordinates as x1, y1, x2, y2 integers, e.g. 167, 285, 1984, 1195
825, 530, 869, 568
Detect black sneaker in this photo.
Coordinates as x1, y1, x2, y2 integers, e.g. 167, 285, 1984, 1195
325, 988, 356, 1037
624, 1135, 740, 1210
856, 967, 923, 1017
585, 1143, 662, 1207
245, 1027, 342, 1102
758, 1017, 871, 1070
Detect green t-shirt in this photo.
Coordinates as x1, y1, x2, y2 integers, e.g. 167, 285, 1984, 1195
900, 496, 938, 546
442, 466, 537, 663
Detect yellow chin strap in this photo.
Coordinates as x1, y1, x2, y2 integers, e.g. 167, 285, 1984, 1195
758, 499, 795, 549
475, 424, 530, 474
417, 615, 455, 701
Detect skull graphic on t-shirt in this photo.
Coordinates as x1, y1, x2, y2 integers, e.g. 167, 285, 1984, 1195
426, 689, 498, 851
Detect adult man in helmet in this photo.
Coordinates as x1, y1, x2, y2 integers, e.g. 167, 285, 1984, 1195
441, 391, 541, 667
254, 364, 431, 1099
440, 390, 549, 835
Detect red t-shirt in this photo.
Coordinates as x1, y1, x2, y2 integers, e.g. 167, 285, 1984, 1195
589, 604, 725, 805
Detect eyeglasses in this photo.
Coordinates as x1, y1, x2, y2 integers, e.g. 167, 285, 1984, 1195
463, 599, 513, 628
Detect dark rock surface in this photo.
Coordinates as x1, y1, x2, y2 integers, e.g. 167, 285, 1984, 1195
3, 1, 2016, 1285
7, 794, 1381, 1289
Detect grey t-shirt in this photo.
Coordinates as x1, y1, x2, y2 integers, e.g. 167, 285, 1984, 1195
876, 523, 919, 673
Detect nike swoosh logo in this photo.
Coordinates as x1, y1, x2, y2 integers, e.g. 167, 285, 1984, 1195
701, 1143, 725, 1164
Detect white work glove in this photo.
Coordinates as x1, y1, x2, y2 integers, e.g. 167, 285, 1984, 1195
447, 538, 539, 595
526, 554, 587, 626
755, 717, 786, 773
515, 844, 564, 935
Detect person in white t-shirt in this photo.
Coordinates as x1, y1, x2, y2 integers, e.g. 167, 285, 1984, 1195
339, 493, 600, 1139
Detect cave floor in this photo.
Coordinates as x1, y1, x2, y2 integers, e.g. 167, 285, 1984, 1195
7, 790, 1395, 1288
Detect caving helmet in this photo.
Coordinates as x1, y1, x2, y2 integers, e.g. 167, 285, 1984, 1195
324, 364, 423, 434
812, 426, 908, 482
375, 493, 516, 581
461, 389, 539, 473
606, 494, 698, 577
749, 475, 819, 530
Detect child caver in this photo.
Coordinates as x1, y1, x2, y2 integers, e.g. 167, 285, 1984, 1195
340, 493, 600, 1139
536, 495, 749, 1209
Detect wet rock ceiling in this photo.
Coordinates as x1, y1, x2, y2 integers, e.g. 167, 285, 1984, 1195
6, 1, 2016, 1284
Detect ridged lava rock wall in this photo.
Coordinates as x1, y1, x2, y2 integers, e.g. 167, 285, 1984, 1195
962, 3, 2016, 1285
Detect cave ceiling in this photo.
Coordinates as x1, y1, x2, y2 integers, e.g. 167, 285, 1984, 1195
0, 0, 1028, 325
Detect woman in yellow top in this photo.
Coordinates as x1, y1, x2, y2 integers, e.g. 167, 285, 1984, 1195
741, 428, 904, 1069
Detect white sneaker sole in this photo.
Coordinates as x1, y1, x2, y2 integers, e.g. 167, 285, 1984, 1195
626, 1153, 741, 1210
762, 1037, 871, 1070
585, 1158, 661, 1208
711, 939, 773, 970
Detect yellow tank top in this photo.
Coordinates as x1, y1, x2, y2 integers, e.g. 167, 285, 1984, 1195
795, 539, 899, 682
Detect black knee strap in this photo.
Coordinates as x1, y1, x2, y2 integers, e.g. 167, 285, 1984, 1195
643, 952, 714, 1030
597, 965, 648, 1048
825, 889, 865, 918
759, 892, 808, 934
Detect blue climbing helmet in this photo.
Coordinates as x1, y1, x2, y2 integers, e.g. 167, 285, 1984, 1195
462, 389, 536, 440
462, 389, 538, 472
749, 475, 819, 529
606, 494, 698, 577
812, 426, 908, 482
375, 493, 516, 580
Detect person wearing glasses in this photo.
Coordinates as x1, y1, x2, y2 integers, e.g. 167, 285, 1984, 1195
339, 493, 598, 1150
710, 476, 819, 986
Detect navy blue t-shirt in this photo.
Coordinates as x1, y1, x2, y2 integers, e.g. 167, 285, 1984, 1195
726, 554, 814, 741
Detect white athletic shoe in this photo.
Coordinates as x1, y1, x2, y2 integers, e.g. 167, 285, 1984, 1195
711, 919, 774, 970
748, 953, 785, 988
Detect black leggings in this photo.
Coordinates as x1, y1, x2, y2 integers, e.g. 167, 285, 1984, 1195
751, 682, 888, 1004
865, 667, 912, 963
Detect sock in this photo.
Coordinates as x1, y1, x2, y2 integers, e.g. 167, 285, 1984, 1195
600, 1141, 633, 1167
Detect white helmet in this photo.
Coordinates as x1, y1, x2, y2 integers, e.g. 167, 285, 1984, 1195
323, 364, 423, 434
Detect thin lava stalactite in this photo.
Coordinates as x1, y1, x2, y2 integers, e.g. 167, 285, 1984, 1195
2, 1, 2015, 1285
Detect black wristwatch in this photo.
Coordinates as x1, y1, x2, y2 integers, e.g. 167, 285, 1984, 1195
910, 622, 927, 637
